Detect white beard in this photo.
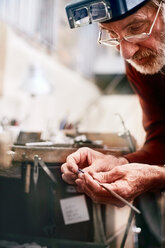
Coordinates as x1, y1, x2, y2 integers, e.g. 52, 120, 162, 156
126, 39, 165, 75
127, 48, 165, 75
127, 9, 165, 75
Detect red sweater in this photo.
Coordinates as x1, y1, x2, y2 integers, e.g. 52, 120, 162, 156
124, 62, 165, 165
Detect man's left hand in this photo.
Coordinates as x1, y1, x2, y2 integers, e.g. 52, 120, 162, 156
76, 163, 158, 207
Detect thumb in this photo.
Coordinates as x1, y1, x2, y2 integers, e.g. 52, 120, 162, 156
93, 168, 123, 183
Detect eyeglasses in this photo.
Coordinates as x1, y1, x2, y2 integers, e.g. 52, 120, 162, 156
98, 0, 163, 46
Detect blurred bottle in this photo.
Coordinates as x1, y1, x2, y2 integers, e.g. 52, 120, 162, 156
0, 131, 12, 169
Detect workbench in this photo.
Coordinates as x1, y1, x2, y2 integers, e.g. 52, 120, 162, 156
0, 145, 131, 248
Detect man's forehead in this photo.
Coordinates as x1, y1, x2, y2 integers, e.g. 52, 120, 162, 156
100, 5, 148, 29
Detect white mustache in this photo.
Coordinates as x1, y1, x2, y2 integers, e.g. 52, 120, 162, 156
131, 48, 157, 60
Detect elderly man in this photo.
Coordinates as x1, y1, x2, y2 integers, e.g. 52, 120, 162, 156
61, 0, 165, 247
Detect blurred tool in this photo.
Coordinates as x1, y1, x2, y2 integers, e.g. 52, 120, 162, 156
120, 209, 135, 248
26, 141, 54, 146
25, 163, 31, 194
38, 157, 57, 184
115, 113, 136, 152
33, 155, 39, 191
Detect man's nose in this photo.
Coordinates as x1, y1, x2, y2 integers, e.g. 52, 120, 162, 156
119, 40, 139, 60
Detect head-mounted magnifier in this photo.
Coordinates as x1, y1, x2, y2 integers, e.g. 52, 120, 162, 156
65, 0, 149, 29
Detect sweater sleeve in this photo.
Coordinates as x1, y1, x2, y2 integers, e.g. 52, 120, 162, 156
124, 62, 165, 165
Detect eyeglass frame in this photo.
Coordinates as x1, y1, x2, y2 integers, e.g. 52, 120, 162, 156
98, 0, 164, 46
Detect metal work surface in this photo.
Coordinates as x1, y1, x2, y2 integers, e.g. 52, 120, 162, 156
11, 145, 129, 163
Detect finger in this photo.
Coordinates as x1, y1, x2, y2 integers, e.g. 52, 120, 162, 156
79, 176, 125, 207
62, 173, 77, 184
76, 173, 127, 207
66, 156, 79, 174
84, 174, 128, 206
75, 178, 85, 192
66, 148, 92, 173
82, 173, 112, 198
83, 162, 105, 174
83, 155, 120, 175
93, 167, 124, 183
61, 163, 78, 178
61, 163, 71, 173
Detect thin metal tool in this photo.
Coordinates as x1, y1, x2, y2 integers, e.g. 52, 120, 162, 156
38, 157, 57, 184
78, 168, 140, 214
120, 209, 135, 248
98, 183, 140, 214
115, 113, 136, 152
25, 163, 31, 194
33, 155, 39, 191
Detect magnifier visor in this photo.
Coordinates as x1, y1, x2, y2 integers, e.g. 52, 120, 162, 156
66, 0, 111, 28
72, 1, 110, 28
89, 2, 108, 21
65, 0, 149, 29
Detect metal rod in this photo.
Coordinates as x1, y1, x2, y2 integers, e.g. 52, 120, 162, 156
120, 209, 135, 248
38, 157, 57, 184
98, 183, 141, 214
33, 155, 39, 191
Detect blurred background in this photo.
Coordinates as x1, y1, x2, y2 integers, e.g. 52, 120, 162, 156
0, 0, 145, 147
0, 1, 148, 248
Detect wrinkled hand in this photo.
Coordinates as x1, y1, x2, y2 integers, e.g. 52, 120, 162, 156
61, 147, 128, 185
76, 163, 158, 207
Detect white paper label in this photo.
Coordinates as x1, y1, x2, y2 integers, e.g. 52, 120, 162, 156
60, 195, 90, 225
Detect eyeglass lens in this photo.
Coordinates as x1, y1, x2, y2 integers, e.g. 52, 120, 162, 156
99, 30, 150, 46
73, 7, 90, 26
73, 1, 108, 27
89, 2, 107, 21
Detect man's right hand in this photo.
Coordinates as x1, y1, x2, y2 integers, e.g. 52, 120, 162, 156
61, 147, 128, 185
